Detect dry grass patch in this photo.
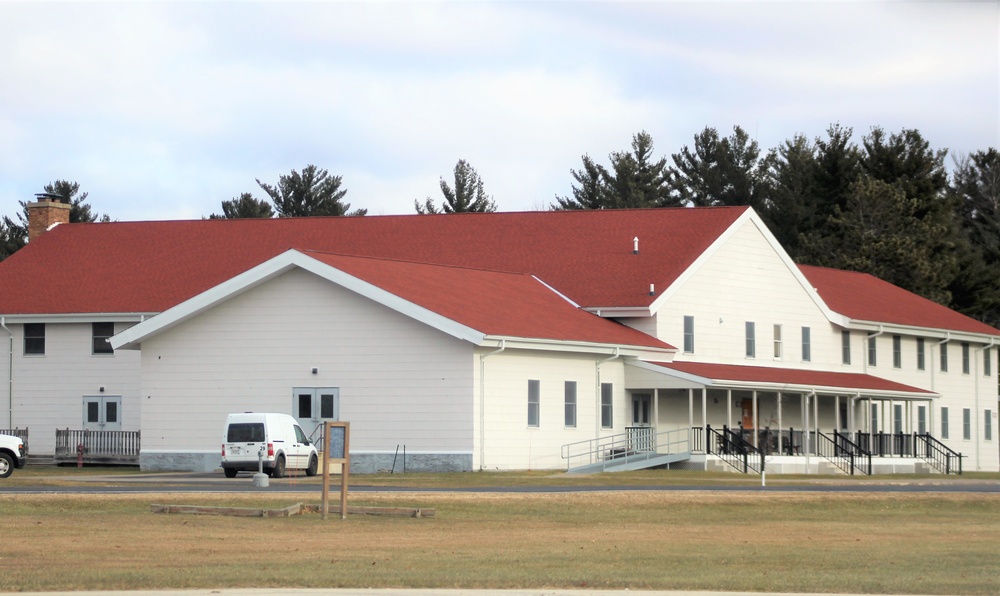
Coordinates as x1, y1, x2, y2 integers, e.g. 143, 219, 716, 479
0, 491, 996, 594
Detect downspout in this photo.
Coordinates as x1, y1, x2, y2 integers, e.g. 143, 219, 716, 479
972, 338, 996, 472
1, 317, 11, 428
479, 339, 505, 471
863, 325, 885, 375
596, 347, 621, 437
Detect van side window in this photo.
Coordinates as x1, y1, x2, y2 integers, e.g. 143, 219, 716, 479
228, 423, 264, 442
294, 425, 308, 444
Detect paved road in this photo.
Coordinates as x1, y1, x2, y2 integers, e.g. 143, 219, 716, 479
2, 471, 998, 494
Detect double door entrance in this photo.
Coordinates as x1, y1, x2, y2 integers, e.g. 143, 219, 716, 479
83, 396, 122, 431
293, 387, 339, 442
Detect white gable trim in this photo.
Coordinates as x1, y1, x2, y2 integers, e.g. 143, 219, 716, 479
647, 208, 848, 327
111, 250, 486, 350
627, 360, 713, 386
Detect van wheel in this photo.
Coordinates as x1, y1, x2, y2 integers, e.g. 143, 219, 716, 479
271, 455, 285, 478
0, 453, 12, 478
305, 454, 318, 477
223, 467, 238, 478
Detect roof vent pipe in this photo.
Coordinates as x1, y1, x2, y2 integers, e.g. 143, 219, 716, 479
633, 237, 639, 254
649, 283, 655, 296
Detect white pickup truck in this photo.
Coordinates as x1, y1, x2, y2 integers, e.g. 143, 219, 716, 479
0, 434, 26, 478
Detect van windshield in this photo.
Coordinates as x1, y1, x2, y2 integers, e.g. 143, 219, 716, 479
227, 423, 265, 443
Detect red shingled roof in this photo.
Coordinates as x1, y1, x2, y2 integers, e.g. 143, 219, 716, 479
799, 264, 1000, 337
654, 361, 934, 395
0, 207, 746, 315
305, 252, 673, 349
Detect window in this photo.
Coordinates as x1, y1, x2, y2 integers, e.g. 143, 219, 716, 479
917, 406, 926, 434
870, 404, 879, 433
893, 404, 903, 434
801, 326, 811, 362
600, 383, 613, 429
683, 316, 694, 353
941, 407, 949, 439
917, 338, 925, 371
892, 335, 901, 369
564, 381, 577, 428
986, 410, 993, 441
92, 322, 115, 355
528, 380, 540, 427
962, 342, 970, 374
867, 334, 877, 367
745, 322, 755, 358
963, 408, 971, 440
773, 324, 782, 359
986, 346, 993, 377
841, 330, 851, 365
24, 323, 44, 355
940, 343, 948, 372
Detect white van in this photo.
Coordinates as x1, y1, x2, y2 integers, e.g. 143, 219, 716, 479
221, 412, 318, 478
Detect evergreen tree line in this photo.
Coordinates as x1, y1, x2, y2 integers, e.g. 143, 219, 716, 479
1, 125, 996, 326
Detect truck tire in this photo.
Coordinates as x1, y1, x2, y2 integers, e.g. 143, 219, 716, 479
270, 455, 285, 478
223, 467, 238, 478
305, 454, 318, 477
0, 453, 13, 478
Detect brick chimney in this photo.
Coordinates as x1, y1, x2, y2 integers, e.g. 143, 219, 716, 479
26, 194, 71, 241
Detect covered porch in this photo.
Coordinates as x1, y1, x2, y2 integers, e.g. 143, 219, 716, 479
623, 361, 958, 474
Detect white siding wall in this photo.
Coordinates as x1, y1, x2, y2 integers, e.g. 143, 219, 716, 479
475, 349, 627, 470
1, 322, 140, 454
138, 269, 474, 457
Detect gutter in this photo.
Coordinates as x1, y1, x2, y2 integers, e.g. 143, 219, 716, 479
478, 340, 506, 471
1, 317, 11, 428
972, 338, 996, 472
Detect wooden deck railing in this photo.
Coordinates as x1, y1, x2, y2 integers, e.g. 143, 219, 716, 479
54, 429, 141, 465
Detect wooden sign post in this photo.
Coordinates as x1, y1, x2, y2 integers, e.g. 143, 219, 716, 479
321, 421, 350, 520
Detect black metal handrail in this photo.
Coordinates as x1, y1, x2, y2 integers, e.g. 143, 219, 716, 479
705, 425, 763, 474
833, 430, 872, 475
914, 433, 962, 475
816, 431, 854, 475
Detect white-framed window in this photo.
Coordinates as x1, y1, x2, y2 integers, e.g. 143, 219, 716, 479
745, 322, 755, 358
962, 342, 970, 374
92, 322, 115, 355
867, 334, 877, 367
683, 316, 694, 353
24, 323, 45, 355
773, 324, 782, 359
870, 404, 879, 433
941, 407, 949, 439
600, 383, 613, 429
528, 380, 540, 428
564, 381, 577, 428
963, 408, 971, 440
985, 346, 993, 377
801, 326, 811, 362
940, 343, 948, 373
917, 405, 926, 434
893, 404, 903, 434
917, 338, 925, 371
986, 410, 993, 441
841, 330, 851, 365
892, 335, 901, 369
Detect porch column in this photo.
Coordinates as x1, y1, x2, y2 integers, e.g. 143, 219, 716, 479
813, 392, 819, 450
835, 395, 841, 431
688, 389, 694, 431
777, 392, 783, 440
653, 388, 659, 431
752, 390, 759, 448
701, 389, 707, 430
928, 399, 934, 436
727, 389, 732, 428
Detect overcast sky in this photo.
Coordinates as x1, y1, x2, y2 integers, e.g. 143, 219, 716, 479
0, 1, 996, 222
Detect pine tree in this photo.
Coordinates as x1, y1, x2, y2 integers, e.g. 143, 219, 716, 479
210, 193, 275, 219
257, 165, 365, 217
415, 160, 497, 214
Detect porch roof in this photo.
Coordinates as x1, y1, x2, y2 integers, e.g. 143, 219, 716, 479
645, 361, 937, 399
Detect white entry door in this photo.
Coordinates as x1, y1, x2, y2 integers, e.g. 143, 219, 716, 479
292, 387, 339, 443
82, 396, 122, 431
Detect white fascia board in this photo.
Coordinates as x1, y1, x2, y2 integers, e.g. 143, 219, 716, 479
626, 360, 713, 386
648, 209, 849, 328
582, 306, 652, 318
111, 250, 486, 350
706, 379, 938, 400
0, 313, 156, 325
482, 335, 674, 359
844, 320, 1000, 343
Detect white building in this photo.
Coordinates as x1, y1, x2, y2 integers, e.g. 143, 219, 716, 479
1, 199, 996, 473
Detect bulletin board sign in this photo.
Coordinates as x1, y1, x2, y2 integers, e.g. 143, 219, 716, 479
321, 421, 350, 520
